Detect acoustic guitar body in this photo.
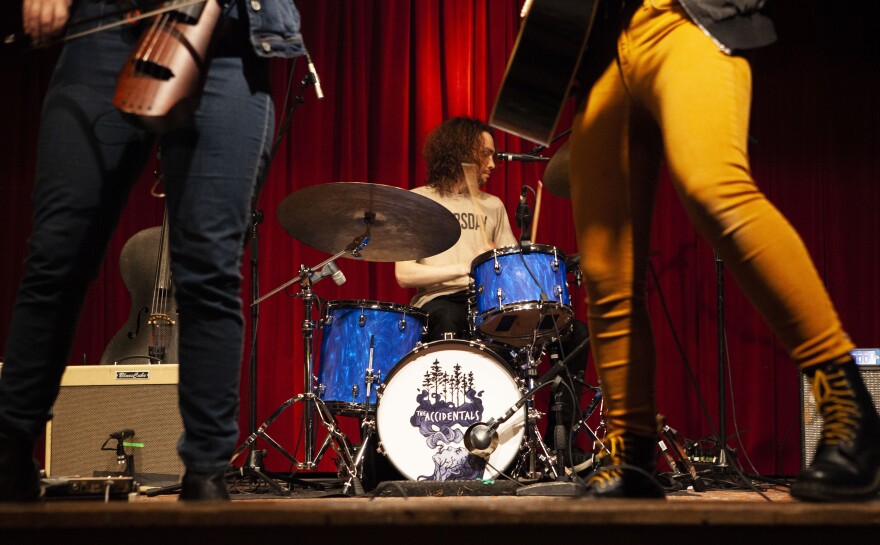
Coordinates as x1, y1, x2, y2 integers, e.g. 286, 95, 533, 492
490, 0, 599, 146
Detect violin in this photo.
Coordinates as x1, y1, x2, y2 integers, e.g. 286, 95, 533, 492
113, 0, 221, 133
101, 207, 179, 365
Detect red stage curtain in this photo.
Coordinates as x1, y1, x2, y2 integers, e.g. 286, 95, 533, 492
1, 1, 878, 476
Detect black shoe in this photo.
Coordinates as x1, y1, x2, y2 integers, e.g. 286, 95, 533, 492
179, 471, 230, 501
0, 433, 41, 502
792, 359, 880, 502
585, 434, 665, 499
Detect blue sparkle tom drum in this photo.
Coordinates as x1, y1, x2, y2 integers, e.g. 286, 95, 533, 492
318, 300, 427, 415
470, 244, 572, 341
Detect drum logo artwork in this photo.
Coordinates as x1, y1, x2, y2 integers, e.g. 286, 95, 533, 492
409, 358, 487, 480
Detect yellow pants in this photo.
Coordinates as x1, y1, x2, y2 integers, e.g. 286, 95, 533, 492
569, 0, 854, 438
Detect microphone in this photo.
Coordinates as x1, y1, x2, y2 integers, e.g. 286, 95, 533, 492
110, 429, 135, 441
463, 420, 500, 458
306, 54, 324, 100
109, 429, 135, 464
324, 261, 346, 285
310, 261, 346, 286
495, 152, 550, 162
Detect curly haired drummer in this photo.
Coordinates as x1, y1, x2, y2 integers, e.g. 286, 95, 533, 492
395, 117, 591, 464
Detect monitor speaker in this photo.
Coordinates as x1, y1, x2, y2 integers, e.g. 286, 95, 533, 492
45, 364, 183, 485
801, 362, 880, 467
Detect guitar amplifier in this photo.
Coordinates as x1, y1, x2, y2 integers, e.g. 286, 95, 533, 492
800, 350, 880, 467
45, 364, 184, 485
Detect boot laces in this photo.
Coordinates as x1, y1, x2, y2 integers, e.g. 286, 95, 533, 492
813, 368, 860, 445
587, 435, 626, 486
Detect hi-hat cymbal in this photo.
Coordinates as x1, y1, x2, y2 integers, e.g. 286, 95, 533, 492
277, 182, 461, 262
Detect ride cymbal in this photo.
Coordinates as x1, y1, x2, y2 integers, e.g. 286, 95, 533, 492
277, 182, 461, 262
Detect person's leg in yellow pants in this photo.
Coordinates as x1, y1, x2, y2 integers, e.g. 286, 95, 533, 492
569, 0, 878, 500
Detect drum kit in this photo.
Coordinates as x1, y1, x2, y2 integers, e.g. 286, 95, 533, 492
232, 182, 605, 495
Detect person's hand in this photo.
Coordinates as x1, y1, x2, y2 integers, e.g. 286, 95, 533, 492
23, 0, 71, 47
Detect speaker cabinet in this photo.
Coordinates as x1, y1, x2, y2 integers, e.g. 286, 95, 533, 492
46, 364, 183, 484
801, 361, 880, 467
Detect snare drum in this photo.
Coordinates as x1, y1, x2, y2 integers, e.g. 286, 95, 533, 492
318, 300, 427, 415
470, 244, 572, 341
376, 340, 526, 481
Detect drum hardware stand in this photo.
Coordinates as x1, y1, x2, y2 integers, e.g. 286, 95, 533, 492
516, 342, 556, 481
516, 378, 585, 496
339, 335, 381, 496
229, 390, 358, 486
464, 336, 591, 494
236, 228, 372, 487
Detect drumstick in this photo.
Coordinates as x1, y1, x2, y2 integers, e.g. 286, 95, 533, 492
462, 163, 492, 248
531, 180, 543, 243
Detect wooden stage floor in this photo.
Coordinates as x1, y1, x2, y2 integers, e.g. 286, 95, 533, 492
2, 480, 879, 544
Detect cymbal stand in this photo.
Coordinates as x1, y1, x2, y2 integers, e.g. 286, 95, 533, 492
233, 230, 372, 484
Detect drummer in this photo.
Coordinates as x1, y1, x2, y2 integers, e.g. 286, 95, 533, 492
394, 117, 590, 461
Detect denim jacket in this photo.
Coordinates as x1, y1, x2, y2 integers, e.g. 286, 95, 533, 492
242, 0, 308, 58
677, 0, 776, 53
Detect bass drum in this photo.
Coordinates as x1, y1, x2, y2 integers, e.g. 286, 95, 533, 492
376, 340, 526, 481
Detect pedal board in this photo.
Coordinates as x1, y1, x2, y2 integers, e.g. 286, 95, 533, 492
43, 476, 137, 499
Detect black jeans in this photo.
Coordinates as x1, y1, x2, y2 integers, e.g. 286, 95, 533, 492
0, 3, 274, 474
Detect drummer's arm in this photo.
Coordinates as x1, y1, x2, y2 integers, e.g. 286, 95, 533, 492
395, 260, 470, 289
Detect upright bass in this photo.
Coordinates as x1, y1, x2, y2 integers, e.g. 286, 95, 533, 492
101, 207, 179, 364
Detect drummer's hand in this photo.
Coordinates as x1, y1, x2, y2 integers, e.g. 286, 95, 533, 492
23, 0, 71, 47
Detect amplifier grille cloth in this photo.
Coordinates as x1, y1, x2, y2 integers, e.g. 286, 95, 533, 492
49, 383, 183, 479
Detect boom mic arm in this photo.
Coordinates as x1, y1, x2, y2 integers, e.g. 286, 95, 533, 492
463, 336, 591, 458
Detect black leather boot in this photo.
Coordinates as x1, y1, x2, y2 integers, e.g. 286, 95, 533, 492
179, 470, 231, 501
792, 359, 880, 502
585, 433, 665, 499
0, 432, 41, 502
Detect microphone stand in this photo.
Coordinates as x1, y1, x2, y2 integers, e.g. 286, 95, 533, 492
235, 207, 289, 495
715, 252, 733, 473
528, 127, 572, 155
230, 62, 318, 495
